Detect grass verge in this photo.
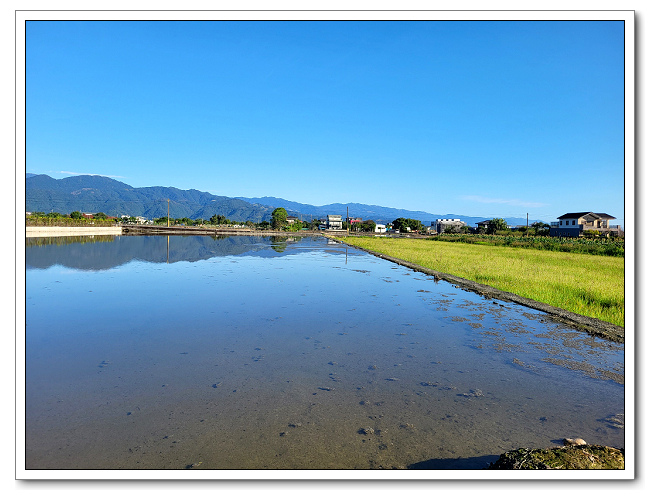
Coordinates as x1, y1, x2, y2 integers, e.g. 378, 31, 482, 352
341, 236, 624, 327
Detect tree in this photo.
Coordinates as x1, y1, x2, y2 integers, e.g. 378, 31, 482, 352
210, 214, 229, 225
531, 221, 550, 236
393, 218, 424, 233
391, 218, 408, 232
486, 218, 508, 234
94, 212, 107, 220
409, 219, 425, 233
70, 211, 82, 219
360, 220, 376, 232
271, 207, 288, 229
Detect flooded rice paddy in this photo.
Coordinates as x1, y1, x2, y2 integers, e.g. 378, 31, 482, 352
25, 235, 624, 470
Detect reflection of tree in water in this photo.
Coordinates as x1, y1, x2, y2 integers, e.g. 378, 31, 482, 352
26, 234, 316, 270
270, 236, 288, 253
269, 236, 306, 253
26, 235, 117, 247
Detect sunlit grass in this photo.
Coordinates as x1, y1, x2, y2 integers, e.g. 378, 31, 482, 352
341, 236, 624, 327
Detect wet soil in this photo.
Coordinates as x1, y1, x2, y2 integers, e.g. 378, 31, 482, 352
338, 239, 625, 344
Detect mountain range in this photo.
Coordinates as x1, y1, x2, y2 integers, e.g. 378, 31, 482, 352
25, 174, 537, 226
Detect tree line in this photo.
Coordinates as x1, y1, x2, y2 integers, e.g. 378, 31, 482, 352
28, 210, 556, 238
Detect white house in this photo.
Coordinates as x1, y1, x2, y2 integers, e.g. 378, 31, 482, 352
374, 224, 386, 233
326, 214, 343, 230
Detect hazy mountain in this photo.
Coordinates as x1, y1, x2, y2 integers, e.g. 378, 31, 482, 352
25, 174, 538, 226
236, 196, 537, 227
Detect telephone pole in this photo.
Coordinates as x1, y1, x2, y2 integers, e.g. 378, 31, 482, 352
167, 199, 170, 227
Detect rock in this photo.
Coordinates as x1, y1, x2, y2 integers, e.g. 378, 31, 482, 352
563, 438, 587, 446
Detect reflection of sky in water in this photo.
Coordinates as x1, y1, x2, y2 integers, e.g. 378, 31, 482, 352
25, 235, 625, 470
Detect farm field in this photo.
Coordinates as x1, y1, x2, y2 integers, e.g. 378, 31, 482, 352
341, 236, 625, 327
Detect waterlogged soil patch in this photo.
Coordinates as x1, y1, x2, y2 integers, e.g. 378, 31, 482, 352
338, 237, 624, 342
487, 445, 624, 470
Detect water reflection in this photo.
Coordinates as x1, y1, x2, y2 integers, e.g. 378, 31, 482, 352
25, 235, 624, 470
26, 234, 314, 270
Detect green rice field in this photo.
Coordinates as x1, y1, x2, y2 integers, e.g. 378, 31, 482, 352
341, 236, 625, 327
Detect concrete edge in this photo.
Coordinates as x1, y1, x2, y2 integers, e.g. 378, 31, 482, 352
335, 237, 624, 344
25, 226, 123, 237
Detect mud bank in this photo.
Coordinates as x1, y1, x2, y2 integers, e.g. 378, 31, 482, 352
336, 238, 625, 344
487, 444, 624, 469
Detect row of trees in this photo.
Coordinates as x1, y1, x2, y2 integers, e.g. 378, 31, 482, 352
348, 220, 377, 232
391, 218, 425, 233
29, 211, 111, 220
270, 208, 324, 231
443, 218, 551, 236
26, 211, 118, 227
29, 210, 554, 238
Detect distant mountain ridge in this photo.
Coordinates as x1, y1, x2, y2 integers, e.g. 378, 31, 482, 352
25, 174, 277, 222
26, 174, 537, 226
236, 196, 536, 227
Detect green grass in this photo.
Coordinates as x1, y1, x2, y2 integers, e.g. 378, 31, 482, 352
341, 236, 625, 327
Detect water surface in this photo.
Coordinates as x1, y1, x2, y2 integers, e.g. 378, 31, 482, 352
25, 235, 624, 470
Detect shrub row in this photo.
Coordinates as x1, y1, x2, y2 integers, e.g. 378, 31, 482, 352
26, 217, 118, 227
427, 234, 624, 257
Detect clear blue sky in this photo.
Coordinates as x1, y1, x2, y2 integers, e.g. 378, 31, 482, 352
26, 20, 625, 225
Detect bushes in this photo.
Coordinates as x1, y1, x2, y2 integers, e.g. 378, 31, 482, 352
427, 233, 624, 257
26, 215, 117, 227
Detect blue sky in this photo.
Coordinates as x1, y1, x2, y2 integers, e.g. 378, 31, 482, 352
26, 20, 626, 225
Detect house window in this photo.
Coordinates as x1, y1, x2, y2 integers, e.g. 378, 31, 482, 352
572, 220, 576, 225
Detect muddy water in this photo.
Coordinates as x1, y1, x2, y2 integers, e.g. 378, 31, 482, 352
25, 235, 624, 470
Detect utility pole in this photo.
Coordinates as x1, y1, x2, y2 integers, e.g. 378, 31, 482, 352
347, 206, 349, 235
167, 199, 170, 227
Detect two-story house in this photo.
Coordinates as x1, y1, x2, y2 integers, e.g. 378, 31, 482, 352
549, 212, 620, 237
326, 214, 343, 230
